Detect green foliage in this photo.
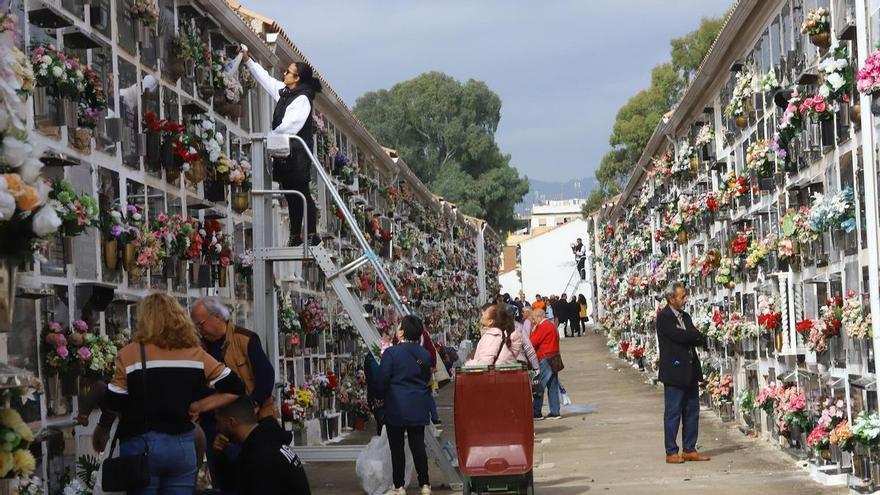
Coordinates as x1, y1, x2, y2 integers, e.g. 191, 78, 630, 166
354, 72, 528, 232
583, 14, 726, 219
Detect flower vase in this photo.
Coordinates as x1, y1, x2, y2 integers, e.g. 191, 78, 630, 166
819, 448, 832, 461
212, 94, 229, 116
164, 256, 179, 280
145, 132, 162, 171
217, 265, 227, 288
62, 97, 78, 129
871, 94, 880, 116
354, 416, 366, 431
196, 263, 212, 288
185, 58, 195, 79
820, 118, 835, 147
225, 101, 242, 120
62, 235, 75, 265
72, 128, 93, 153
204, 179, 227, 203
46, 374, 69, 416
121, 243, 136, 272
178, 259, 188, 287
161, 136, 174, 167
167, 57, 186, 81
231, 187, 250, 213
852, 103, 861, 125
677, 231, 687, 244
186, 158, 207, 183
774, 329, 783, 353
0, 259, 17, 334
77, 375, 102, 418
103, 238, 119, 271
810, 31, 831, 50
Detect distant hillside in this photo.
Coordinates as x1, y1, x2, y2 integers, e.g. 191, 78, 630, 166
516, 177, 598, 215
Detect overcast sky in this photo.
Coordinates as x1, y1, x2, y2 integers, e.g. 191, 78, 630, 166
255, 0, 733, 182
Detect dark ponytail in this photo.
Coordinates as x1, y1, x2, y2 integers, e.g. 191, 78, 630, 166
295, 62, 322, 94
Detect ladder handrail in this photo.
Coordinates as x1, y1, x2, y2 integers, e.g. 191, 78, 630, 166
559, 265, 580, 296
277, 135, 410, 317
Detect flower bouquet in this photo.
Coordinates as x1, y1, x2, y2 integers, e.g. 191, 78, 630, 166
745, 236, 774, 270
775, 386, 809, 435
48, 180, 99, 237
851, 411, 880, 448
202, 220, 233, 267
300, 298, 330, 335
0, 408, 35, 478
799, 94, 835, 121
130, 0, 160, 28
781, 206, 819, 246
724, 67, 756, 127
719, 171, 749, 203
829, 420, 855, 453
807, 397, 846, 455
808, 188, 856, 233
77, 65, 107, 132
819, 45, 854, 102
710, 373, 733, 403
842, 290, 871, 339
30, 45, 83, 100
857, 50, 880, 95
755, 382, 780, 415
757, 295, 782, 334
746, 139, 774, 177
801, 8, 831, 48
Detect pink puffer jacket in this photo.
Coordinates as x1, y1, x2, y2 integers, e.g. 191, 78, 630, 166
466, 327, 523, 366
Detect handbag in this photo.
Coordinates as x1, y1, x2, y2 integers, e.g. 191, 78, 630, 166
101, 343, 151, 491
547, 353, 565, 374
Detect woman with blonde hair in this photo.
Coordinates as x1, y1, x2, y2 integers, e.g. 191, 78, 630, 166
101, 292, 245, 494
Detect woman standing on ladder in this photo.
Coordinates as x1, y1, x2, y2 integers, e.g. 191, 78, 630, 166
241, 45, 322, 246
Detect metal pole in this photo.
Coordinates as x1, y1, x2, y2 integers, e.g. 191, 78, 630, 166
855, 0, 880, 376
477, 222, 487, 303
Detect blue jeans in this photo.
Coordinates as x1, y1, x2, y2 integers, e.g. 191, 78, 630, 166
430, 396, 440, 423
532, 358, 560, 416
120, 430, 197, 495
664, 384, 700, 455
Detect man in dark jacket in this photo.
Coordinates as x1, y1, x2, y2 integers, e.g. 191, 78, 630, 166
656, 282, 710, 464
214, 395, 311, 494
554, 293, 570, 336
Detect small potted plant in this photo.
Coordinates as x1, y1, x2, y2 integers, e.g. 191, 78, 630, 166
801, 7, 831, 50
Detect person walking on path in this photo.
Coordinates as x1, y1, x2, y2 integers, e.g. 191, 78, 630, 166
577, 294, 589, 335
530, 309, 562, 420
375, 315, 434, 495
466, 304, 523, 366
552, 294, 567, 333
656, 282, 711, 464
241, 45, 323, 247
567, 295, 581, 337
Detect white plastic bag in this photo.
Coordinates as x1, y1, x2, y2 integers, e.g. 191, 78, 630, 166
356, 429, 414, 495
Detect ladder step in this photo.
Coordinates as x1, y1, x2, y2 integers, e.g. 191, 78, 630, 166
294, 445, 363, 462
252, 246, 316, 261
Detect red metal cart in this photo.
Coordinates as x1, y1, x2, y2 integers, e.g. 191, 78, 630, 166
454, 364, 535, 495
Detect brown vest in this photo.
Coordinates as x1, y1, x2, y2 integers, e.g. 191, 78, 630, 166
222, 323, 277, 419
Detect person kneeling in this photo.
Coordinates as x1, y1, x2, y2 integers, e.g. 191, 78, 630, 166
214, 396, 312, 494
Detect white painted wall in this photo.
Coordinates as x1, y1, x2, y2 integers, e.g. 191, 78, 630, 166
499, 270, 523, 299
518, 219, 588, 300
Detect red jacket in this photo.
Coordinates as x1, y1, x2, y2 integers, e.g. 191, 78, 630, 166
530, 319, 560, 361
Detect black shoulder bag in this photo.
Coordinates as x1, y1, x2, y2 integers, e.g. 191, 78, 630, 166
101, 343, 152, 491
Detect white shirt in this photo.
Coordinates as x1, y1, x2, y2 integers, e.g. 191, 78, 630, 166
245, 59, 311, 137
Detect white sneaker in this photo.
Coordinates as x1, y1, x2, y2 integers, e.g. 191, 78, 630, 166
384, 488, 404, 495
421, 485, 433, 495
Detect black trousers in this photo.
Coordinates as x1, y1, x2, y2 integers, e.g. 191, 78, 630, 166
386, 424, 429, 488
273, 151, 317, 238
577, 257, 586, 279
568, 316, 581, 336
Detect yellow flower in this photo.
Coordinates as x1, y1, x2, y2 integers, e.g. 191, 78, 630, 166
0, 451, 13, 478
0, 409, 33, 442
12, 449, 34, 474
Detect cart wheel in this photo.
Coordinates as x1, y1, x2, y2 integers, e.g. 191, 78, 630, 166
462, 481, 473, 495
520, 470, 535, 495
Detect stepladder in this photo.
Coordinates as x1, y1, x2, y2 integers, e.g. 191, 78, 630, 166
249, 135, 463, 489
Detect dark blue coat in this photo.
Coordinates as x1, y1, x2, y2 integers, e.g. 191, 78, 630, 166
375, 342, 432, 427
656, 305, 704, 387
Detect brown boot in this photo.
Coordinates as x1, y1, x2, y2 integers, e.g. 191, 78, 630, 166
682, 451, 711, 461
665, 454, 684, 464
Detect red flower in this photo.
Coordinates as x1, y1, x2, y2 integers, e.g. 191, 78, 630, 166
796, 319, 814, 335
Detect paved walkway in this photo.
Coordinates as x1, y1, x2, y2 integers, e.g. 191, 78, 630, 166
308, 332, 844, 494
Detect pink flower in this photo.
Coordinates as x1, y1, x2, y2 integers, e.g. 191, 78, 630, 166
815, 100, 827, 113
69, 332, 84, 346
55, 346, 69, 359
73, 320, 88, 331
78, 347, 92, 361
48, 321, 62, 333
158, 213, 168, 222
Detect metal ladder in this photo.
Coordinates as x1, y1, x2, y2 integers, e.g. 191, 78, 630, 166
559, 266, 582, 297
250, 135, 463, 489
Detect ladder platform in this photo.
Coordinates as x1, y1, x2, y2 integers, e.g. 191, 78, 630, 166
294, 445, 363, 462
252, 246, 321, 261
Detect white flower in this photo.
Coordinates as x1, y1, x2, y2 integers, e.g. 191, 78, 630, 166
836, 59, 848, 70
133, 213, 142, 221
827, 73, 845, 91
2, 135, 32, 168
110, 210, 122, 219
19, 157, 44, 184
51, 66, 63, 78
0, 105, 9, 131
819, 85, 831, 98
36, 179, 51, 204
201, 119, 214, 131
32, 206, 61, 236
0, 191, 14, 220
215, 133, 224, 145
